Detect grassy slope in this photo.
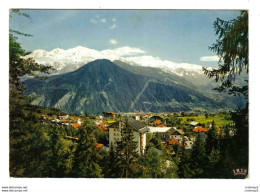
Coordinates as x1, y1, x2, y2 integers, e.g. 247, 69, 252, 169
178, 113, 232, 128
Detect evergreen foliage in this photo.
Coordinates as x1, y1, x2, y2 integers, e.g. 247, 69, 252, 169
116, 118, 139, 178
205, 120, 220, 155
177, 149, 193, 178
102, 144, 122, 178
137, 148, 178, 178
190, 134, 207, 178
9, 10, 56, 177
203, 11, 248, 97
167, 115, 181, 127
202, 11, 248, 178
72, 119, 103, 178
149, 132, 164, 151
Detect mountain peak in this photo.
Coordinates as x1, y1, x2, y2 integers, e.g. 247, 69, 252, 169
87, 59, 113, 64
25, 45, 205, 77
24, 59, 223, 114
76, 59, 122, 74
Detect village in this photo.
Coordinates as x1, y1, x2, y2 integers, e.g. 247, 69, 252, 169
39, 111, 235, 156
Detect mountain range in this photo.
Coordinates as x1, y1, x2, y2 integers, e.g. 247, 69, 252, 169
23, 46, 222, 90
24, 59, 245, 115
24, 46, 205, 76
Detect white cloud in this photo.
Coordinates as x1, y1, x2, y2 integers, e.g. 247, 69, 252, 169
112, 18, 116, 22
101, 46, 146, 57
90, 19, 97, 24
100, 18, 106, 23
109, 39, 118, 45
110, 24, 116, 29
90, 17, 106, 24
200, 55, 219, 62
124, 55, 201, 70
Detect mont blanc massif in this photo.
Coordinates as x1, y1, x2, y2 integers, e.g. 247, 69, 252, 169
24, 46, 245, 115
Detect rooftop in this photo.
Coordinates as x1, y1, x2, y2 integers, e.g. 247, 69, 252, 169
153, 120, 162, 125
166, 127, 184, 135
126, 117, 146, 131
72, 123, 81, 128
95, 143, 103, 149
168, 137, 182, 146
189, 121, 199, 126
193, 126, 208, 133
147, 127, 172, 133
108, 117, 146, 132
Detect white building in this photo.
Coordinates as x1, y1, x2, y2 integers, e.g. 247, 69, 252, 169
189, 121, 199, 128
59, 114, 69, 120
147, 127, 172, 133
108, 117, 149, 154
184, 136, 195, 150
147, 126, 172, 142
135, 115, 140, 121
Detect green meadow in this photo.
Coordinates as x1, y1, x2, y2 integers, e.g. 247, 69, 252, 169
178, 113, 233, 128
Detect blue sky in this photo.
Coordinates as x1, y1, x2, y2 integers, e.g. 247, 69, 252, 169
9, 9, 241, 67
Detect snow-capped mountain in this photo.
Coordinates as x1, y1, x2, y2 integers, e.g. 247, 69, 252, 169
23, 47, 247, 113
24, 46, 206, 77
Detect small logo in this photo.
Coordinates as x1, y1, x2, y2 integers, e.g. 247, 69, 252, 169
233, 168, 247, 176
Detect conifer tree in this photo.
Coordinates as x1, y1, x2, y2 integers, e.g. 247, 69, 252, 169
213, 132, 234, 178
116, 118, 139, 178
177, 137, 194, 178
203, 11, 248, 96
103, 143, 122, 178
9, 10, 54, 177
9, 33, 53, 127
203, 11, 248, 178
72, 119, 103, 178
47, 124, 76, 177
205, 120, 220, 155
150, 132, 164, 151
230, 104, 248, 167
191, 134, 207, 178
